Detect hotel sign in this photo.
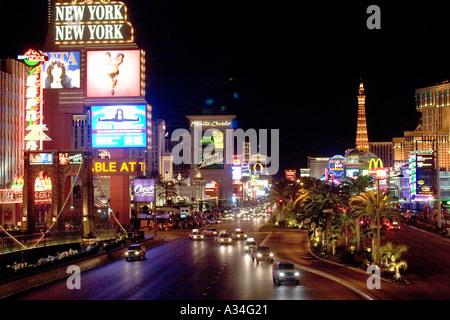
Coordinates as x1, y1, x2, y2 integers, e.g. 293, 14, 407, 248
53, 1, 134, 44
191, 120, 232, 127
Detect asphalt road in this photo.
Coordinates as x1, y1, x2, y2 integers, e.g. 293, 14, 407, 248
382, 223, 450, 299
6, 216, 364, 300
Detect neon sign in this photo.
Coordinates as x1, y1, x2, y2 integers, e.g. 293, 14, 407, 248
93, 159, 145, 175
53, 1, 134, 44
191, 120, 232, 127
328, 155, 345, 177
368, 158, 383, 176
409, 155, 417, 196
20, 49, 51, 150
133, 179, 155, 202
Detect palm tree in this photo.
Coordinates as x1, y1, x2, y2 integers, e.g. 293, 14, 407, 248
380, 242, 408, 280
349, 190, 398, 264
156, 180, 179, 207
340, 175, 374, 253
295, 180, 342, 255
336, 210, 353, 247
268, 178, 301, 223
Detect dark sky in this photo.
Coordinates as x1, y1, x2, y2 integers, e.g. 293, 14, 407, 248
3, 0, 450, 175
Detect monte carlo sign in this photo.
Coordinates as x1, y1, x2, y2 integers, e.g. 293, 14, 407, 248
53, 1, 134, 45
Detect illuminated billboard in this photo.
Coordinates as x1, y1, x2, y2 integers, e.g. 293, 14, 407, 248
86, 50, 141, 97
91, 105, 146, 148
133, 179, 155, 202
43, 51, 80, 89
328, 155, 345, 177
59, 152, 83, 165
93, 159, 145, 176
416, 154, 435, 195
29, 153, 54, 165
198, 130, 224, 169
232, 166, 242, 180
53, 1, 134, 45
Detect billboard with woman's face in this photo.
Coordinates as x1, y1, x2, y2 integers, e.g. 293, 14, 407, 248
43, 51, 81, 89
86, 50, 141, 97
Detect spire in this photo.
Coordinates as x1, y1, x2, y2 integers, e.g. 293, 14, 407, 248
355, 80, 370, 153
359, 80, 365, 95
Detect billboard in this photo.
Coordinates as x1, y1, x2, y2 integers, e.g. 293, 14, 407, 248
91, 105, 147, 148
43, 51, 81, 89
59, 152, 83, 165
86, 50, 141, 97
198, 130, 224, 169
53, 1, 134, 45
416, 154, 435, 195
328, 155, 345, 177
409, 155, 417, 196
133, 179, 155, 202
285, 169, 296, 180
232, 166, 242, 180
29, 153, 54, 165
93, 159, 145, 176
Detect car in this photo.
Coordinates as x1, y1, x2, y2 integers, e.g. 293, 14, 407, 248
272, 260, 300, 286
189, 229, 204, 240
244, 238, 257, 253
203, 228, 218, 236
125, 244, 146, 261
389, 221, 401, 231
217, 232, 233, 245
251, 245, 274, 263
207, 218, 221, 224
231, 228, 247, 240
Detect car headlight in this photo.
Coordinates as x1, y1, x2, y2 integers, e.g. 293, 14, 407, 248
245, 246, 249, 249
221, 239, 224, 242
269, 253, 273, 257
279, 272, 285, 277
201, 235, 204, 239
257, 253, 262, 257
125, 252, 129, 255
228, 238, 232, 242
295, 272, 300, 277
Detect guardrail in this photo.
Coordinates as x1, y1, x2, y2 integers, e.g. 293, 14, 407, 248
0, 231, 82, 253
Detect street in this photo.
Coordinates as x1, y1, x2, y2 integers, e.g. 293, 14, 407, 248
5, 217, 364, 300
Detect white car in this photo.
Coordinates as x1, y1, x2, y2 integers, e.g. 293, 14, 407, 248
217, 232, 233, 245
189, 229, 204, 240
207, 218, 221, 224
272, 260, 300, 286
203, 228, 218, 236
231, 228, 247, 240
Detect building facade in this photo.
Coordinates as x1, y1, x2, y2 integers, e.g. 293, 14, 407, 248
370, 141, 394, 168
307, 156, 330, 179
11, 0, 153, 231
187, 115, 236, 209
0, 59, 25, 229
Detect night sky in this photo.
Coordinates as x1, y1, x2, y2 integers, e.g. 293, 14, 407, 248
3, 0, 450, 176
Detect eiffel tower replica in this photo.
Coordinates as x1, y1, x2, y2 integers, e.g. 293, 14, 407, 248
355, 80, 370, 153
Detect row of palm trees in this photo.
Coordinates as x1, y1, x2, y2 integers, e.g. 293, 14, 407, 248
268, 176, 407, 270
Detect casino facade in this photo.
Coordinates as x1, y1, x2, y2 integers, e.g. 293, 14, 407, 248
0, 0, 151, 235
